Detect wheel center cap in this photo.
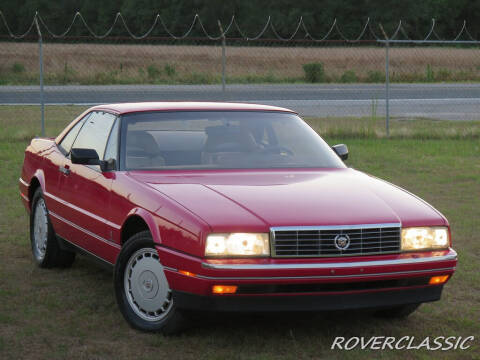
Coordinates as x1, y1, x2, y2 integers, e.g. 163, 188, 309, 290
143, 279, 153, 292
137, 270, 159, 299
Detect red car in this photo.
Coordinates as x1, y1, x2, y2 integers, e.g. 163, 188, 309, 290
19, 102, 457, 333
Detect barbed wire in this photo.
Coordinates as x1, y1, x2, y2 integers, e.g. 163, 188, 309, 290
400, 25, 412, 41
389, 21, 403, 40
0, 11, 36, 39
270, 16, 303, 41
423, 19, 437, 41
453, 20, 476, 41
0, 11, 478, 42
367, 20, 382, 41
302, 18, 336, 42
198, 15, 235, 40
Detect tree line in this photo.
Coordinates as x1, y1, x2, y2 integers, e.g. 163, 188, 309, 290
1, 0, 479, 40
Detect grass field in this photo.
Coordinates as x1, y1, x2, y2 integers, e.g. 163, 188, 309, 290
0, 106, 479, 359
1, 43, 480, 85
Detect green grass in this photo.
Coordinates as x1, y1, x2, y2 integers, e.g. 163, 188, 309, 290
306, 116, 480, 139
0, 106, 479, 359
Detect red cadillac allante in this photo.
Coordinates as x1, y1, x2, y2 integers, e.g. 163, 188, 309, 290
19, 102, 457, 333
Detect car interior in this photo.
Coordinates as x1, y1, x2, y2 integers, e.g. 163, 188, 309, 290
125, 125, 273, 169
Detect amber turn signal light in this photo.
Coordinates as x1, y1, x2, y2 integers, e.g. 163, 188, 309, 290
179, 270, 196, 277
429, 275, 449, 285
212, 285, 238, 294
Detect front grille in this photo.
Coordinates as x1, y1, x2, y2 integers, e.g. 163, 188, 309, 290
271, 224, 401, 257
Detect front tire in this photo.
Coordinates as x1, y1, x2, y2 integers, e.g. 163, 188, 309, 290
30, 188, 76, 268
114, 231, 187, 333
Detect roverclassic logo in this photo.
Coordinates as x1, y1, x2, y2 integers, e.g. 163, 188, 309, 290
331, 336, 475, 351
334, 234, 350, 250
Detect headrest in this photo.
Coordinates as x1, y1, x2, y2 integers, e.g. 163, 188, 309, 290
127, 131, 159, 155
204, 125, 257, 152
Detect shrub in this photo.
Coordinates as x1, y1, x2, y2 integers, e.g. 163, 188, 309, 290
436, 68, 452, 81
303, 62, 325, 83
11, 62, 25, 74
92, 71, 119, 85
425, 64, 434, 82
367, 70, 384, 83
147, 64, 161, 79
264, 71, 275, 83
164, 64, 176, 77
62, 62, 76, 84
188, 72, 217, 84
340, 70, 358, 83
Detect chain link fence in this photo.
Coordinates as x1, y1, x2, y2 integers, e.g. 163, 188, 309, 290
1, 13, 479, 139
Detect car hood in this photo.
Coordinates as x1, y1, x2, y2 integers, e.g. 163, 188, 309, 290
129, 169, 446, 232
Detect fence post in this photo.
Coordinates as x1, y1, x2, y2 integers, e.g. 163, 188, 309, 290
379, 24, 390, 137
385, 41, 390, 137
218, 20, 226, 92
34, 13, 45, 137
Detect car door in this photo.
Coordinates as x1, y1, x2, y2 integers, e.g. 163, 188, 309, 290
44, 112, 90, 237
55, 111, 120, 263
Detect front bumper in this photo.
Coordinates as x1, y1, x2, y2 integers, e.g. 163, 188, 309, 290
173, 285, 443, 312
156, 246, 457, 310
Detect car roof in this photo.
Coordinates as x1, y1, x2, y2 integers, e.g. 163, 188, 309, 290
55, 102, 297, 144
89, 102, 296, 115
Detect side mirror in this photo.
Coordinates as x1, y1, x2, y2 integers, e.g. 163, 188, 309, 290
71, 148, 116, 172
101, 158, 116, 172
71, 148, 100, 165
332, 144, 349, 160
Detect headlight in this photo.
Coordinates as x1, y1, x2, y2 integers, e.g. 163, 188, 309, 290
205, 233, 269, 257
401, 227, 449, 251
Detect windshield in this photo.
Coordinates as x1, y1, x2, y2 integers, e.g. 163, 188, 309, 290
120, 111, 345, 170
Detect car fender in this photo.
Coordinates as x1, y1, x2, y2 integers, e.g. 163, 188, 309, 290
19, 169, 46, 213
31, 169, 46, 193
124, 207, 162, 245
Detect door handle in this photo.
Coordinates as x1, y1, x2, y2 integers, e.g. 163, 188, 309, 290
59, 165, 71, 175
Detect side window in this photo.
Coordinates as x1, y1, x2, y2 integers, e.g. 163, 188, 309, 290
58, 113, 90, 155
72, 112, 116, 160
104, 118, 120, 161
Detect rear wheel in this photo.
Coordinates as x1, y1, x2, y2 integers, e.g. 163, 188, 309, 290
374, 303, 421, 318
30, 188, 76, 268
114, 231, 187, 333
